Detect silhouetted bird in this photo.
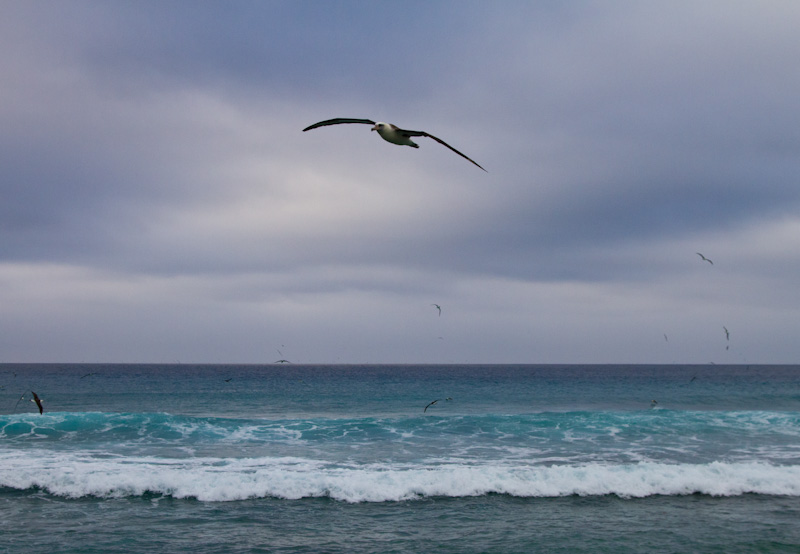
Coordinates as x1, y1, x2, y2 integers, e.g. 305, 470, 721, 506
31, 391, 44, 415
424, 397, 452, 412
424, 399, 441, 413
303, 118, 486, 171
696, 252, 713, 265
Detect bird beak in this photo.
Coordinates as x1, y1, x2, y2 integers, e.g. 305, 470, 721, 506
370, 125, 378, 132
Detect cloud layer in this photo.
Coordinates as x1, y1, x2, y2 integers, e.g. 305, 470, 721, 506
2, 1, 799, 363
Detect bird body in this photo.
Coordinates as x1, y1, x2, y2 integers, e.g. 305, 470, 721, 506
303, 118, 486, 171
31, 391, 43, 414
372, 122, 418, 147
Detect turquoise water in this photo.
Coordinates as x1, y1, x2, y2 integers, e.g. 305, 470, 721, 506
1, 364, 799, 552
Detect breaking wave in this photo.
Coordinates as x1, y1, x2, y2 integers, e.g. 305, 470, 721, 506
1, 451, 799, 503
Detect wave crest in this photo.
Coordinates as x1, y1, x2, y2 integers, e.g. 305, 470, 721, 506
1, 452, 798, 503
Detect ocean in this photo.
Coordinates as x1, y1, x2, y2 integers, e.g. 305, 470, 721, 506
1, 364, 799, 553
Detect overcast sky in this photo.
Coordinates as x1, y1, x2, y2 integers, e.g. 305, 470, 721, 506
2, 1, 799, 364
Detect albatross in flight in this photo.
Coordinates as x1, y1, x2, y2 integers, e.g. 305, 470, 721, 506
424, 399, 441, 413
696, 252, 713, 265
303, 118, 486, 171
423, 397, 453, 412
13, 391, 43, 414
30, 391, 44, 415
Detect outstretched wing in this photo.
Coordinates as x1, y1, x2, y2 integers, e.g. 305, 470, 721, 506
303, 118, 376, 132
398, 128, 486, 171
13, 392, 26, 412
424, 399, 440, 413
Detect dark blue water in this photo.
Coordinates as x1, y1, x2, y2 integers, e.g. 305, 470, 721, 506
1, 364, 799, 552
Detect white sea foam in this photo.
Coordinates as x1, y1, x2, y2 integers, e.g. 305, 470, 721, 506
1, 451, 799, 503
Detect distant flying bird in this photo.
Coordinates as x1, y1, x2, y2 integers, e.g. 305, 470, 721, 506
424, 399, 440, 412
80, 372, 96, 379
431, 304, 442, 317
303, 118, 486, 171
724, 326, 730, 341
30, 391, 44, 414
690, 375, 697, 383
224, 378, 233, 382
650, 399, 658, 408
696, 252, 713, 265
423, 397, 452, 412
11, 390, 44, 414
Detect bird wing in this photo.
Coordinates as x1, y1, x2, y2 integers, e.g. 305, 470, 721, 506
303, 118, 376, 132
397, 128, 486, 171
424, 399, 440, 413
31, 392, 43, 414
13, 392, 26, 412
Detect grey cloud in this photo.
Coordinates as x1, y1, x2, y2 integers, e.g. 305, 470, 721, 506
3, 1, 800, 362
